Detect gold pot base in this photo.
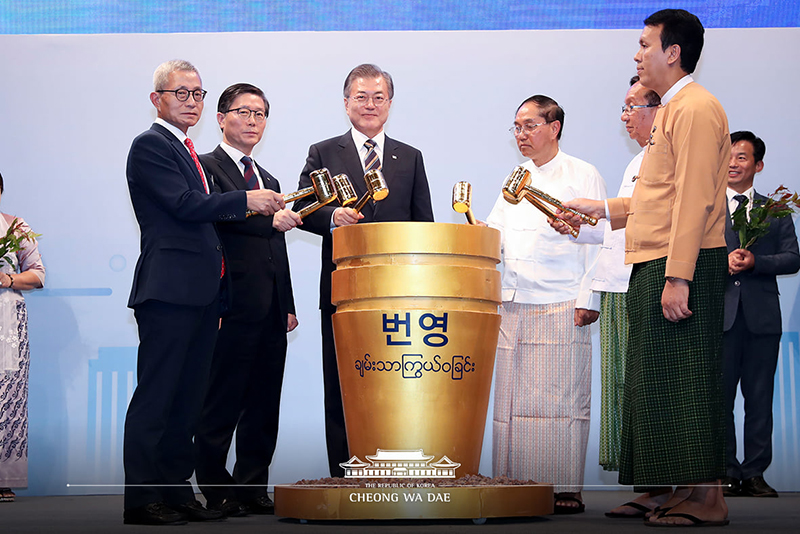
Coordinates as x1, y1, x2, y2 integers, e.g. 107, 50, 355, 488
274, 483, 554, 520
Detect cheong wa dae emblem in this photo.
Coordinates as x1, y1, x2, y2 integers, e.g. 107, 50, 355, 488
340, 449, 461, 479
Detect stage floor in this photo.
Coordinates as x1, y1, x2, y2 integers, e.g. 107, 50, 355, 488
2, 490, 798, 533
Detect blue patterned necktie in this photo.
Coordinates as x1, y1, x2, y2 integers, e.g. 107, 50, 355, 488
364, 139, 381, 171
241, 156, 260, 190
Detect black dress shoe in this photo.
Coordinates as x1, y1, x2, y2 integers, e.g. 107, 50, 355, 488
741, 475, 778, 498
721, 476, 741, 497
207, 498, 249, 517
172, 499, 226, 521
242, 495, 275, 515
123, 502, 188, 525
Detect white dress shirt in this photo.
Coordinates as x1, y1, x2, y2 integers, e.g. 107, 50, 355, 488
219, 141, 267, 189
727, 186, 754, 219
350, 128, 386, 172
660, 74, 694, 106
486, 150, 607, 310
591, 149, 644, 293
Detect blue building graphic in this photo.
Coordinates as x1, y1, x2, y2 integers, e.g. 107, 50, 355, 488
86, 347, 137, 485
773, 332, 800, 490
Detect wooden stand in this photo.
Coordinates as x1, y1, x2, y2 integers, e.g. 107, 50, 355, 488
275, 483, 553, 522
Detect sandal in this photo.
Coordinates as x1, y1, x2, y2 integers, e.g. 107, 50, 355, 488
647, 505, 673, 519
605, 501, 652, 518
644, 511, 730, 528
553, 493, 585, 515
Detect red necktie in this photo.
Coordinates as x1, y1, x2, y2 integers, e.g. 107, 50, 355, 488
184, 138, 210, 193
184, 137, 225, 277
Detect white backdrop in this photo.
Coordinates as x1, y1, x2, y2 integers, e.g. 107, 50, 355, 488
1, 27, 799, 495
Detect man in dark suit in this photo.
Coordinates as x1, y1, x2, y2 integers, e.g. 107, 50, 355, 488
294, 64, 434, 477
722, 130, 800, 498
123, 61, 284, 525
194, 83, 301, 517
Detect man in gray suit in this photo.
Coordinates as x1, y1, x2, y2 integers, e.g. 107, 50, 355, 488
722, 130, 800, 498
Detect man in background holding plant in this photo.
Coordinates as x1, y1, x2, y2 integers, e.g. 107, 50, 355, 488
722, 130, 800, 498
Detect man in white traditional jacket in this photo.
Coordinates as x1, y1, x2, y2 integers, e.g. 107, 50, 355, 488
486, 94, 606, 514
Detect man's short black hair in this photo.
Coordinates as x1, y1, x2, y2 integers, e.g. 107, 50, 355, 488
517, 95, 565, 140
644, 9, 705, 74
731, 131, 766, 164
217, 83, 269, 117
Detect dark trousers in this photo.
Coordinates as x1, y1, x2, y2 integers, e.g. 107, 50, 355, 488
123, 300, 220, 510
723, 303, 780, 480
321, 306, 348, 477
195, 294, 287, 503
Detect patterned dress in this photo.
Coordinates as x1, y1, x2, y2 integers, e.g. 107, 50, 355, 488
0, 214, 45, 489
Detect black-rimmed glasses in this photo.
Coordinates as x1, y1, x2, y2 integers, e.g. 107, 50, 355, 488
157, 88, 207, 102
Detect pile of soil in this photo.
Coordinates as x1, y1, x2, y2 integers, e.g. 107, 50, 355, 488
292, 474, 538, 488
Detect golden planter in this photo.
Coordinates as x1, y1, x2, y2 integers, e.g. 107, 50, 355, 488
331, 222, 501, 475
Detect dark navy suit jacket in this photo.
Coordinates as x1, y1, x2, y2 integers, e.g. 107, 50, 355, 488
724, 191, 800, 334
294, 131, 434, 310
200, 145, 295, 325
126, 123, 247, 308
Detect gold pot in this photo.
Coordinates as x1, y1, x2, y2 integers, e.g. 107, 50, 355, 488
332, 222, 501, 476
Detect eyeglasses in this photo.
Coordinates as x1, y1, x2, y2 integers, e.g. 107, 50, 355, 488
621, 103, 658, 114
225, 107, 267, 122
350, 94, 388, 107
509, 122, 549, 137
157, 88, 208, 102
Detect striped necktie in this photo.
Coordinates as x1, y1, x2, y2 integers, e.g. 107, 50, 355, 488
364, 139, 381, 171
241, 156, 260, 190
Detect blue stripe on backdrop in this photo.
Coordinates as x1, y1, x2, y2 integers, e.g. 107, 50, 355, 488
1, 0, 798, 34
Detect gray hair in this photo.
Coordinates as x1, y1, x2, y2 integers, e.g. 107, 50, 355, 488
153, 59, 199, 91
343, 64, 394, 100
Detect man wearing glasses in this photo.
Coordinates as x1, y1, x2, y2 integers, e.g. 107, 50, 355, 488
486, 94, 606, 514
593, 77, 659, 475
194, 83, 301, 517
293, 63, 433, 478
123, 62, 284, 525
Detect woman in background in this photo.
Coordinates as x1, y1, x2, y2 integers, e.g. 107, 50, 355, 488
0, 171, 45, 502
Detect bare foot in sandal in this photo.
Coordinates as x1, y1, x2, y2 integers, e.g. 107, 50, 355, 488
647, 483, 728, 527
644, 486, 691, 518
554, 492, 585, 514
606, 488, 671, 518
